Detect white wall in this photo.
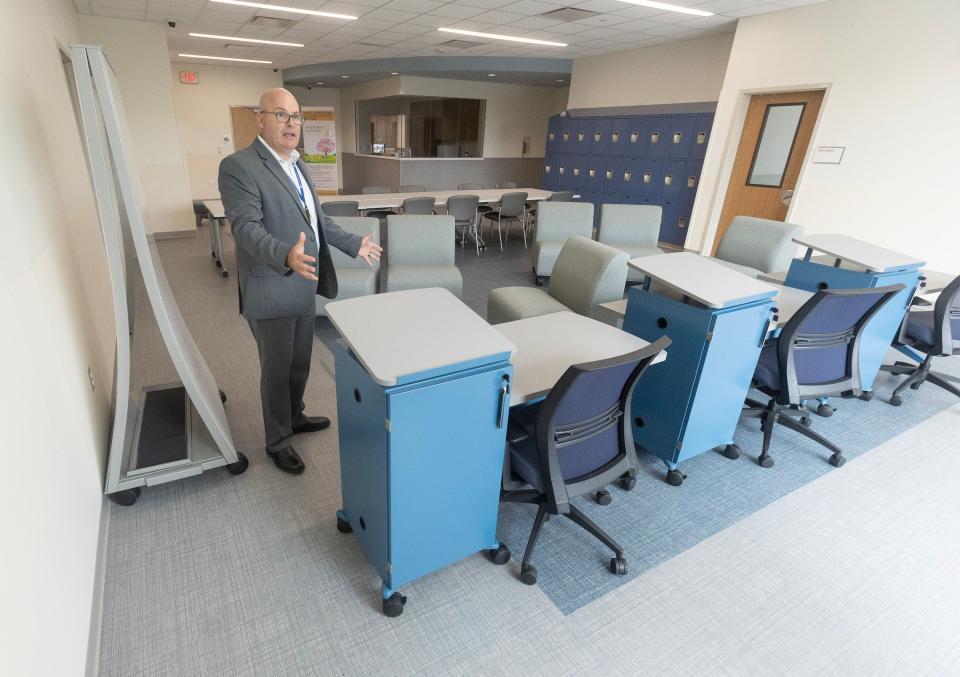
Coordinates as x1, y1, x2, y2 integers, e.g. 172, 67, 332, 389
338, 77, 403, 155
567, 33, 734, 109
80, 16, 194, 234
689, 0, 960, 272
170, 62, 281, 200
1, 0, 117, 674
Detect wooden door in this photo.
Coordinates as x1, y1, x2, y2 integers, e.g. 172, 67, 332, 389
230, 106, 259, 152
712, 90, 824, 253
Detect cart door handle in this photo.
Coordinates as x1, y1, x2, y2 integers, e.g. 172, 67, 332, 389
497, 377, 510, 428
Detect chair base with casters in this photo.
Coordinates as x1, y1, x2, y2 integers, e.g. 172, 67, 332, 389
739, 397, 847, 469
500, 338, 669, 587
481, 211, 527, 250
880, 355, 960, 406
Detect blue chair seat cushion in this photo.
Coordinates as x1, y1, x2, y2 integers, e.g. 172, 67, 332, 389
905, 311, 959, 347
753, 343, 780, 390
509, 435, 546, 493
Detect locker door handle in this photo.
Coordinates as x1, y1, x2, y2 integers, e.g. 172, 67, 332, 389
496, 377, 511, 428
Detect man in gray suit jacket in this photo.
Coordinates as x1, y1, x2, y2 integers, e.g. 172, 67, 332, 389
219, 88, 381, 474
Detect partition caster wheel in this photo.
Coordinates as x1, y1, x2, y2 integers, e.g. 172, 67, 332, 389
219, 389, 227, 404
618, 476, 636, 491
800, 416, 812, 427
110, 487, 141, 506
816, 403, 834, 417
594, 490, 612, 505
758, 455, 775, 469
609, 557, 628, 576
484, 543, 511, 565
666, 469, 685, 486
829, 453, 846, 468
889, 395, 903, 407
859, 391, 874, 401
519, 565, 538, 586
721, 444, 741, 460
225, 452, 248, 475
383, 592, 407, 618
336, 515, 353, 534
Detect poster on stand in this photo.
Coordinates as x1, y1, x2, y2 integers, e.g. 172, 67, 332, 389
301, 107, 339, 194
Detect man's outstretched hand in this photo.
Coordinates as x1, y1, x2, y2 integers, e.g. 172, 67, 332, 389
359, 233, 382, 266
286, 232, 318, 281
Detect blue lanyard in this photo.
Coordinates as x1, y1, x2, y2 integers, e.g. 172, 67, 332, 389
292, 164, 310, 218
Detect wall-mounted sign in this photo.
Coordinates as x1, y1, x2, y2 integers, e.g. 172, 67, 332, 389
179, 71, 199, 85
812, 146, 845, 164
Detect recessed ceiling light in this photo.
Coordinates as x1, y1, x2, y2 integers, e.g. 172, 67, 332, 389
390, 72, 399, 75
189, 32, 304, 47
316, 82, 324, 85
178, 53, 272, 63
613, 0, 713, 17
488, 73, 496, 77
438, 28, 567, 47
211, 0, 357, 20
341, 75, 349, 79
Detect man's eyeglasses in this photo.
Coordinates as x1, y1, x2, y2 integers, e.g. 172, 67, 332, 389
261, 110, 303, 125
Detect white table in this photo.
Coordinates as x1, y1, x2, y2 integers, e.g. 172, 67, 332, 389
598, 283, 812, 331
318, 188, 556, 211
326, 288, 515, 386
201, 199, 229, 278
494, 311, 666, 405
792, 233, 925, 273
628, 252, 778, 309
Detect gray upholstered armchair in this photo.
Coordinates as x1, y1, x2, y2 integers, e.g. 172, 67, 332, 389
597, 204, 664, 282
487, 236, 628, 324
712, 216, 802, 278
530, 202, 595, 286
315, 217, 380, 316
385, 215, 463, 298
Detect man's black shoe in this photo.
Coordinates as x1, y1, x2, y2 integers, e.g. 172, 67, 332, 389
292, 416, 331, 434
266, 447, 305, 475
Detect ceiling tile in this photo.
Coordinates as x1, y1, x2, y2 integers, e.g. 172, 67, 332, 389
381, 0, 446, 10
427, 4, 486, 17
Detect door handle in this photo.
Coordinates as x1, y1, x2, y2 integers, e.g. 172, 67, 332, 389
496, 375, 511, 428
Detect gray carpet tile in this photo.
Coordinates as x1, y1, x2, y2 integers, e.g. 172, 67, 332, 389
98, 223, 960, 676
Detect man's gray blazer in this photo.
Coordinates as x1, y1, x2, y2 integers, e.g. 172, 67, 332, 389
218, 139, 362, 320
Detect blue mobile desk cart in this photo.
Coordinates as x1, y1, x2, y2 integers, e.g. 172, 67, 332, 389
326, 288, 516, 617
621, 253, 776, 485
780, 234, 924, 403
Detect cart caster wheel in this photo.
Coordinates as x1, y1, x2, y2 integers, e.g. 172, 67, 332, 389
594, 490, 612, 505
889, 395, 902, 407
219, 389, 227, 404
110, 487, 141, 506
336, 516, 353, 534
225, 452, 248, 475
666, 469, 685, 486
382, 592, 407, 618
721, 444, 741, 460
609, 557, 628, 576
859, 391, 874, 401
758, 455, 775, 469
519, 565, 538, 586
222, 271, 229, 278
800, 416, 812, 427
484, 543, 511, 565
829, 453, 846, 468
816, 403, 834, 417
618, 476, 636, 491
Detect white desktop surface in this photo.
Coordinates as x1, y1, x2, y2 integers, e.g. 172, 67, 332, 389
760, 256, 953, 294
793, 233, 925, 272
319, 188, 554, 211
598, 283, 812, 328
628, 252, 777, 309
495, 311, 666, 405
326, 288, 516, 386
202, 200, 225, 219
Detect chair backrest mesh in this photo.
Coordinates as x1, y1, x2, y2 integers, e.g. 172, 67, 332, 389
402, 196, 436, 215
446, 195, 479, 222
499, 192, 528, 218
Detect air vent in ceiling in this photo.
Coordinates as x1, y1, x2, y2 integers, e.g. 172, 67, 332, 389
440, 39, 483, 49
357, 38, 394, 47
538, 7, 600, 22
249, 14, 295, 29
223, 43, 256, 51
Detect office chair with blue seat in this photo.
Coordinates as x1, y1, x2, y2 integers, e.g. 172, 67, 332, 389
501, 337, 670, 586
880, 273, 960, 406
739, 285, 903, 469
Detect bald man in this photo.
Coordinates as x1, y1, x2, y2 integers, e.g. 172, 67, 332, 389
219, 88, 381, 475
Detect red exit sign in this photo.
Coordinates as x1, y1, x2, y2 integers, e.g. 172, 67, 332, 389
179, 71, 199, 85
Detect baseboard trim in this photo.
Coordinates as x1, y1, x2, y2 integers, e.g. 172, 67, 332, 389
85, 496, 111, 677
151, 228, 197, 239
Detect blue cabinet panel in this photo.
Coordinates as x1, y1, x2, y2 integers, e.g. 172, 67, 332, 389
643, 116, 668, 158
684, 160, 703, 202
661, 159, 685, 199
658, 199, 680, 245
555, 156, 571, 189
639, 158, 663, 200
586, 156, 606, 192
590, 118, 612, 155
609, 118, 631, 156
571, 119, 591, 155
667, 115, 696, 158
570, 155, 589, 188
602, 157, 624, 196
542, 154, 558, 190
558, 118, 575, 154
546, 117, 562, 154
692, 113, 714, 160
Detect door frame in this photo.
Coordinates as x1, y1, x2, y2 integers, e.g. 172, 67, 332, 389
695, 83, 831, 256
